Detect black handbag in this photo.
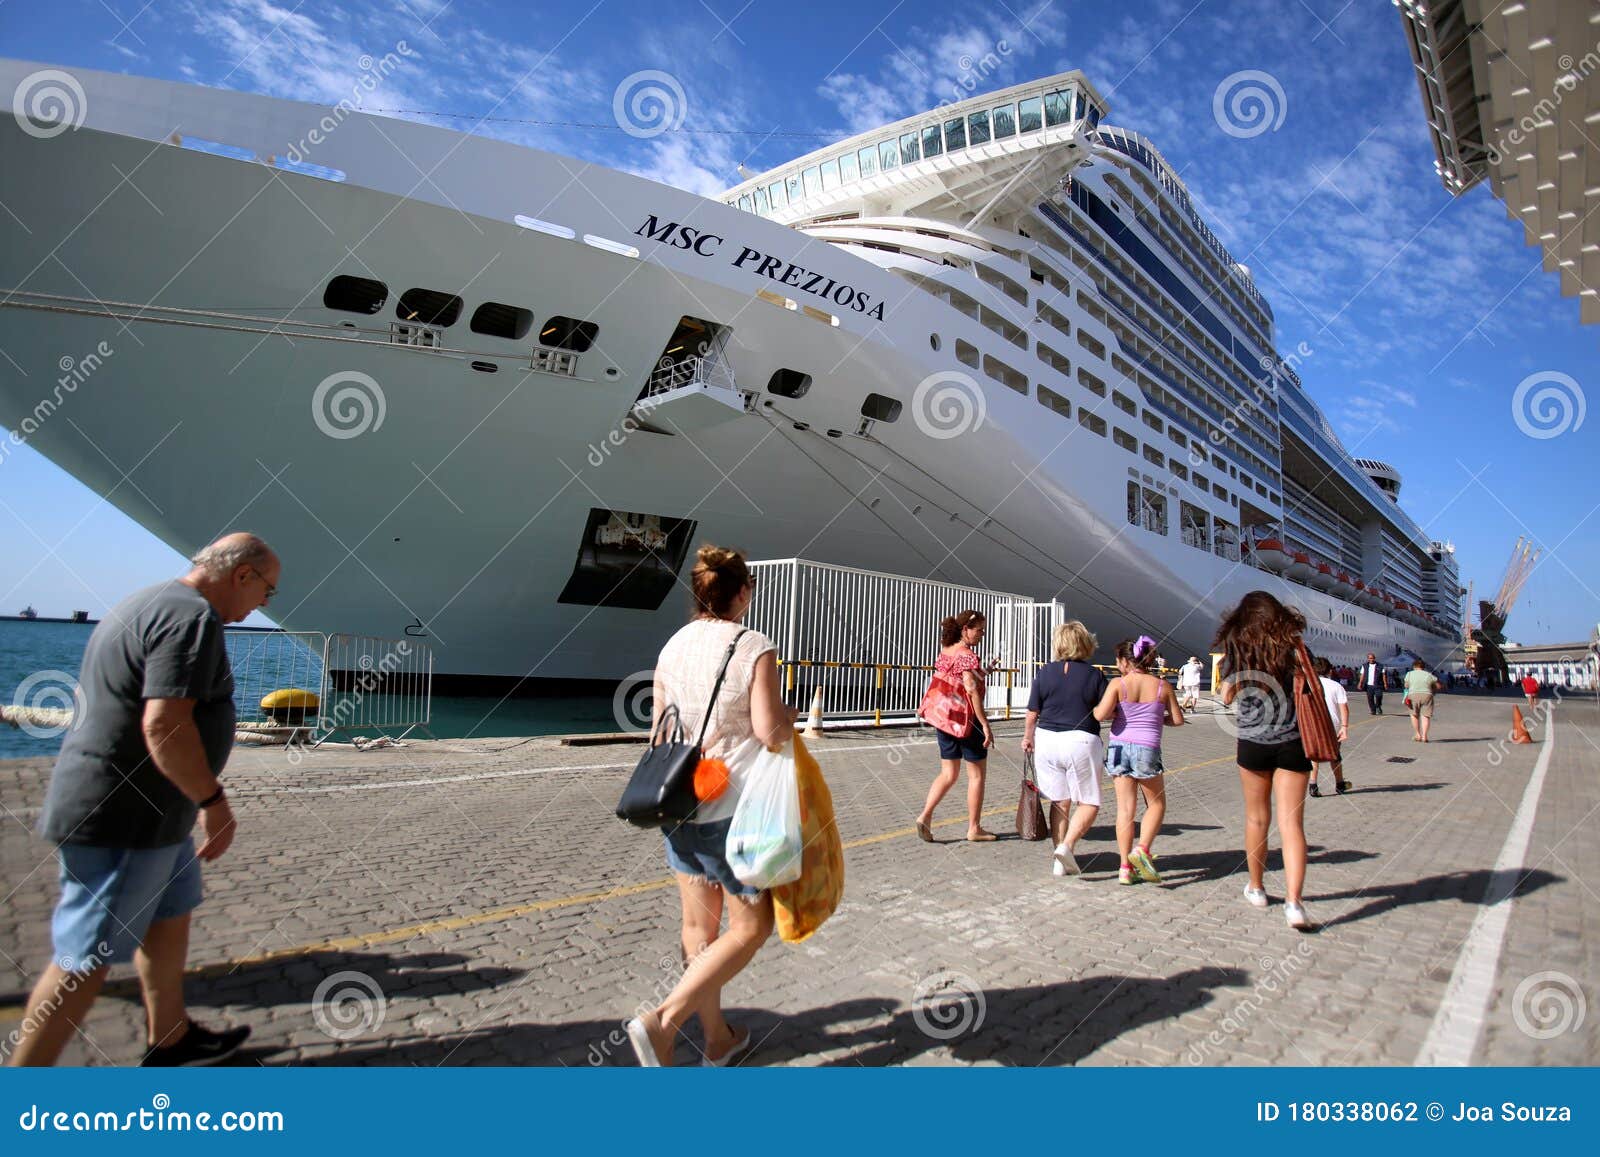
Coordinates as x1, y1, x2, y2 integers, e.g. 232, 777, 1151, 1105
615, 629, 748, 828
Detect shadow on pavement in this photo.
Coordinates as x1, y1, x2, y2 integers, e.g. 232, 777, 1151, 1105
1340, 781, 1448, 795
1311, 866, 1562, 928
1152, 845, 1379, 889
290, 966, 1250, 1067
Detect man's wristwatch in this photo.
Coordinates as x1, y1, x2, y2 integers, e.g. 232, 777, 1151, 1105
197, 786, 226, 809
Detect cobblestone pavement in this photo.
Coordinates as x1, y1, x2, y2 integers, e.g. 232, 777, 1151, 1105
2, 692, 1595, 1066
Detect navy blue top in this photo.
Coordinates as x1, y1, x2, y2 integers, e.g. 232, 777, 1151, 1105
1027, 661, 1109, 735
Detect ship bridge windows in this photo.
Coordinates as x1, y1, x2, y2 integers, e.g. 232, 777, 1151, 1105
540, 316, 599, 352
921, 124, 943, 158
943, 117, 966, 152
968, 110, 991, 146
861, 393, 901, 422
470, 301, 534, 341
879, 138, 901, 170
991, 103, 1017, 138
1019, 96, 1043, 132
397, 288, 462, 327
802, 166, 822, 197
1044, 89, 1075, 126
857, 146, 878, 179
819, 158, 840, 190
324, 275, 387, 315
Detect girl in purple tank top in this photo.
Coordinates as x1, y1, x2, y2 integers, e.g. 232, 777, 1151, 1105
1093, 635, 1185, 886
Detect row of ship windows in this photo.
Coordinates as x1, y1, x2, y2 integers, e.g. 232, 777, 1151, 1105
735, 88, 1101, 216
322, 275, 600, 352
939, 311, 1279, 507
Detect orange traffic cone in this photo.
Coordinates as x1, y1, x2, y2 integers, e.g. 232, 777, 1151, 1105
1510, 705, 1534, 744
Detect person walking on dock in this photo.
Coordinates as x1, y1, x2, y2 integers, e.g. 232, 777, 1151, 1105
1405, 660, 1440, 743
8, 533, 278, 1067
1307, 655, 1350, 797
916, 610, 998, 843
1021, 620, 1108, 876
1358, 653, 1387, 716
1178, 656, 1203, 710
1214, 591, 1315, 931
1094, 635, 1184, 885
626, 545, 794, 1068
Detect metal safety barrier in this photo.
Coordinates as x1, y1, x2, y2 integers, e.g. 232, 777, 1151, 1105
222, 629, 433, 745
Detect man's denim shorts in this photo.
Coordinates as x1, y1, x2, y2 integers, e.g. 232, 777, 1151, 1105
51, 837, 203, 970
664, 818, 761, 897
1105, 742, 1165, 779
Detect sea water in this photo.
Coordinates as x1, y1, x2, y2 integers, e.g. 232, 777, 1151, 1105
0, 620, 617, 761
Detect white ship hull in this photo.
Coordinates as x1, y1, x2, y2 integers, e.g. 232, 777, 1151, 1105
0, 62, 1457, 682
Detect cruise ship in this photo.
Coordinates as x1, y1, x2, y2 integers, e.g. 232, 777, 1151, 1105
0, 60, 1462, 686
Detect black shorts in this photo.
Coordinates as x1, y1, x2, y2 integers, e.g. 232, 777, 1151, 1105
936, 725, 988, 762
1237, 734, 1312, 773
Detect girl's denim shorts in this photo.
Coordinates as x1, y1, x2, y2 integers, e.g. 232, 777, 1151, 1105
664, 817, 761, 897
1105, 741, 1164, 778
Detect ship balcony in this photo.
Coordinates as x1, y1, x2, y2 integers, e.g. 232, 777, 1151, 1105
631, 355, 747, 429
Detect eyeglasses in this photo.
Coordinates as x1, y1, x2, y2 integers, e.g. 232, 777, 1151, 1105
246, 566, 277, 601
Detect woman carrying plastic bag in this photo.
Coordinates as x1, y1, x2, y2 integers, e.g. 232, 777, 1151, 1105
770, 733, 844, 943
725, 741, 803, 890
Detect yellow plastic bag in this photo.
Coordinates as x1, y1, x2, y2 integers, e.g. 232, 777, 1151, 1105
770, 733, 844, 943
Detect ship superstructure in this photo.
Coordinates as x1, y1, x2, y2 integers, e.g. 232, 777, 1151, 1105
0, 60, 1460, 684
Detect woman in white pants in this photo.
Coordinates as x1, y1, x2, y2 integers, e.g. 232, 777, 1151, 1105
1021, 621, 1110, 876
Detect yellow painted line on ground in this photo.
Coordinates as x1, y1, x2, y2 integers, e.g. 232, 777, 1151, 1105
0, 732, 1291, 1018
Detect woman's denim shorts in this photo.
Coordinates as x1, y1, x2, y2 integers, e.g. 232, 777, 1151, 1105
1105, 741, 1165, 779
664, 817, 761, 897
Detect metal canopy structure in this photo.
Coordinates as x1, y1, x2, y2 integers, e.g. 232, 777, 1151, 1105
1396, 1, 1600, 324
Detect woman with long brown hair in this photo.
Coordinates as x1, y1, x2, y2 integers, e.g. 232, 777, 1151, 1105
626, 545, 795, 1066
915, 609, 998, 842
1213, 590, 1313, 930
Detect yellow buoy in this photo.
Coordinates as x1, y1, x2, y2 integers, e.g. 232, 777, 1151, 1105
261, 688, 320, 725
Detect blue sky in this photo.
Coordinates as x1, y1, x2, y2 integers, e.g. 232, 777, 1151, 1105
1, 0, 1595, 643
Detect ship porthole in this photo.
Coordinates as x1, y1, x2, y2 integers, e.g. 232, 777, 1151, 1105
929, 333, 941, 351
605, 367, 620, 378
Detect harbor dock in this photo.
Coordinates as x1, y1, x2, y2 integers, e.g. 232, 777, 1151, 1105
2, 694, 1594, 1067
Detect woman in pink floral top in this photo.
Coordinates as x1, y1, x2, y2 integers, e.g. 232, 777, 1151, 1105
915, 609, 998, 842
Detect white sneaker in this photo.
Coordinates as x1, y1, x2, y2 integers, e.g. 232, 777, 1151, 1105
1053, 842, 1080, 877
1243, 884, 1269, 909
1284, 901, 1312, 930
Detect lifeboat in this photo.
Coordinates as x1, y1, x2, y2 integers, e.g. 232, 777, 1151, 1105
1331, 570, 1355, 598
1310, 562, 1336, 591
1286, 550, 1314, 583
1253, 537, 1290, 573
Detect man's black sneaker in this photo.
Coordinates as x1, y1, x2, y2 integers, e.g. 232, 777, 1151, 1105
140, 1019, 251, 1067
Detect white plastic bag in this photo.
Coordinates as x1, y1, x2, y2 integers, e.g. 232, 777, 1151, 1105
725, 740, 803, 889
